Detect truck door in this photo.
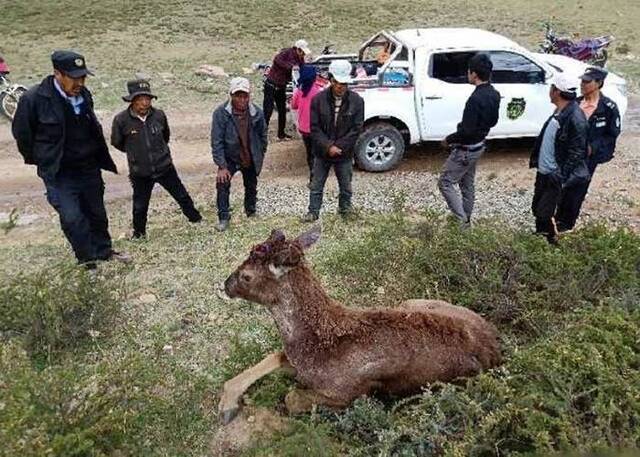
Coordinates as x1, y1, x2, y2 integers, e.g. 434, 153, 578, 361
487, 51, 554, 137
416, 50, 476, 140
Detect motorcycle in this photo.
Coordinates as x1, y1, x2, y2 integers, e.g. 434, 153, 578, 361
540, 22, 613, 67
0, 57, 27, 121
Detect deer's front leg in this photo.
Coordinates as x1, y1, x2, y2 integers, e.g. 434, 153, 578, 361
219, 351, 293, 424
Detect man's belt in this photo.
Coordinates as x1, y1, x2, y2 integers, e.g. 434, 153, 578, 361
457, 141, 485, 152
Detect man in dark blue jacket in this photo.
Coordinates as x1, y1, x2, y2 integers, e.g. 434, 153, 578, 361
211, 77, 268, 232
12, 50, 128, 268
555, 67, 621, 232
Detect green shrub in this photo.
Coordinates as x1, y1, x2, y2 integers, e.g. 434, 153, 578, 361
308, 305, 640, 457
0, 341, 214, 457
325, 214, 640, 341
0, 264, 122, 361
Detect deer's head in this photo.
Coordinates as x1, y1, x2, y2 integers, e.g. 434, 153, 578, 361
224, 225, 321, 306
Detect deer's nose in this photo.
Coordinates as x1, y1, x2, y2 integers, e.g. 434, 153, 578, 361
224, 272, 238, 298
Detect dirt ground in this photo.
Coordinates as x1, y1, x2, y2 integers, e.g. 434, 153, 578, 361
1, 95, 639, 230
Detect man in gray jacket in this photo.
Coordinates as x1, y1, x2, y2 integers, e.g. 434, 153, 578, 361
211, 77, 268, 232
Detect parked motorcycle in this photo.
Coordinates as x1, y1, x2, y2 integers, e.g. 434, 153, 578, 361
540, 22, 613, 67
0, 57, 27, 120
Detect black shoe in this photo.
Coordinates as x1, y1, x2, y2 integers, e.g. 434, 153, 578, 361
277, 133, 293, 141
102, 250, 132, 263
215, 219, 230, 232
246, 211, 257, 218
189, 214, 203, 223
556, 222, 573, 233
301, 212, 319, 223
131, 231, 146, 240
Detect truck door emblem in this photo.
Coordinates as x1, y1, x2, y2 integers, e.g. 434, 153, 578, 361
507, 98, 526, 120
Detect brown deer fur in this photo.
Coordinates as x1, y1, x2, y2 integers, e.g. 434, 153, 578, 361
221, 226, 501, 421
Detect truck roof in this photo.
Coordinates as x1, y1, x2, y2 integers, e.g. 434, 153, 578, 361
393, 28, 524, 52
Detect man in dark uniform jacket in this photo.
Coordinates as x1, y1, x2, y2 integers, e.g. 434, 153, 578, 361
555, 67, 621, 232
438, 53, 501, 228
111, 79, 202, 239
12, 50, 129, 268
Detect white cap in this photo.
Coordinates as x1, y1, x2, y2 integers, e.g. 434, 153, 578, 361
551, 73, 578, 94
294, 39, 311, 56
229, 76, 251, 94
328, 59, 353, 84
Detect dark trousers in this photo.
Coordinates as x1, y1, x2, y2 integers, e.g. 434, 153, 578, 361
556, 161, 598, 230
263, 80, 287, 138
301, 133, 315, 182
532, 172, 562, 238
308, 157, 353, 216
130, 165, 201, 237
216, 162, 258, 221
43, 168, 112, 264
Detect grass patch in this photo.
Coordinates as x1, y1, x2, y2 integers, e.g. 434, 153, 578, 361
0, 264, 124, 362
1, 0, 638, 112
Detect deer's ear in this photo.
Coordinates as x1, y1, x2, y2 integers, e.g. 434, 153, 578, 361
294, 224, 321, 250
268, 229, 286, 243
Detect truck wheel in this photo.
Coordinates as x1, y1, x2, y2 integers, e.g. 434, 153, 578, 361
355, 122, 405, 172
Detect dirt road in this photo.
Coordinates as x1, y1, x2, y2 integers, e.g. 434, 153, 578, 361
1, 96, 638, 229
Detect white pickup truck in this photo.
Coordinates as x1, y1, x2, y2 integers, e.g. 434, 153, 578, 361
317, 29, 628, 172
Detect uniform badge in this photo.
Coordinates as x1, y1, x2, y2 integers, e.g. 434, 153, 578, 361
75, 58, 84, 67
507, 98, 526, 120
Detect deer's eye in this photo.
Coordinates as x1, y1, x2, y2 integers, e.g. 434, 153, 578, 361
240, 273, 252, 283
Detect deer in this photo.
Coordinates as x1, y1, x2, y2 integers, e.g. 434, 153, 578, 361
218, 226, 501, 424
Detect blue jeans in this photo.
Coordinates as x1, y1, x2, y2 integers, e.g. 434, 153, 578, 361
216, 162, 257, 221
308, 157, 353, 216
43, 169, 112, 264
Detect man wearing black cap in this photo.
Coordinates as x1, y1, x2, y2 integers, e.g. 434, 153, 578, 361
12, 50, 128, 268
111, 79, 202, 239
555, 67, 621, 232
438, 53, 501, 228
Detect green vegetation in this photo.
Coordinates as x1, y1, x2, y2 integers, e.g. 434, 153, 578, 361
1, 0, 639, 454
1, 208, 639, 456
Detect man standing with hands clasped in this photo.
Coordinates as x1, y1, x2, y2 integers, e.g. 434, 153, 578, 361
302, 59, 364, 222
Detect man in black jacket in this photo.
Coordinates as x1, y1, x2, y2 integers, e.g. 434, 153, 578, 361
555, 67, 621, 232
302, 60, 364, 222
529, 73, 588, 244
111, 79, 201, 239
438, 53, 501, 227
12, 50, 128, 268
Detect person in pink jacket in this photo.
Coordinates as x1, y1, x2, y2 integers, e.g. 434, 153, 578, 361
291, 65, 326, 185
